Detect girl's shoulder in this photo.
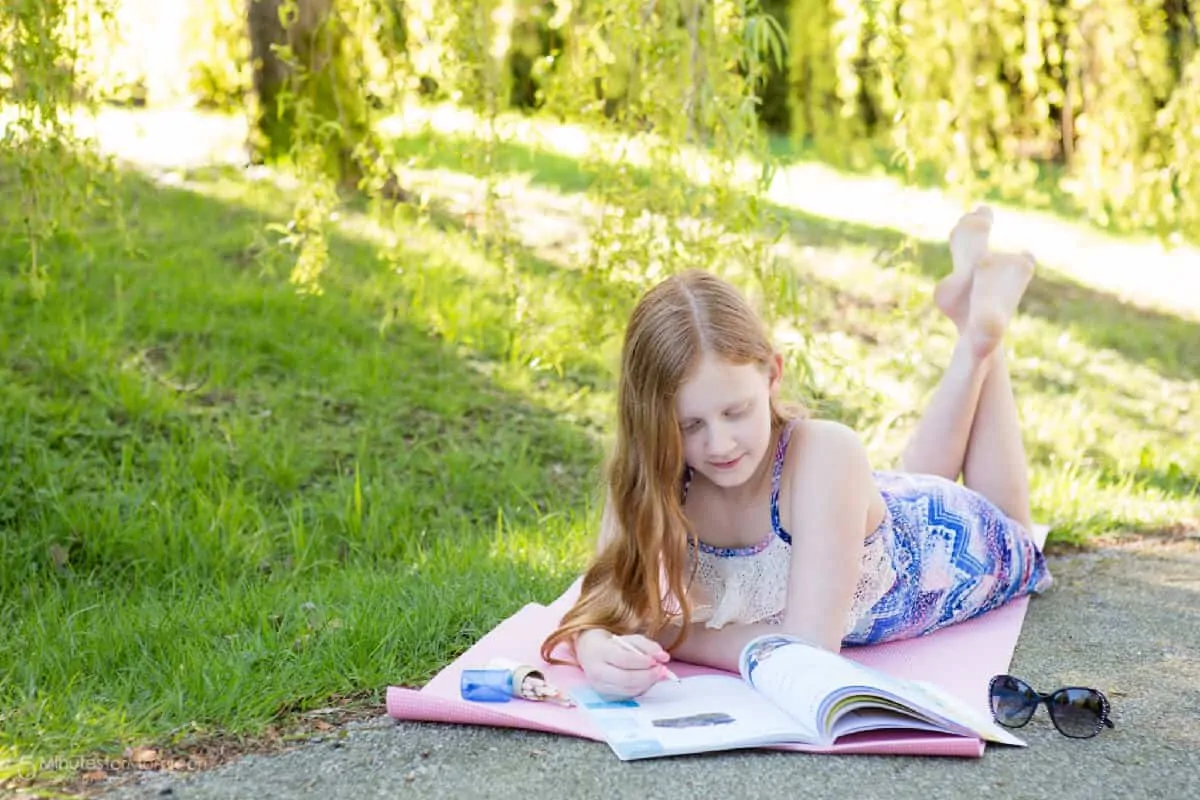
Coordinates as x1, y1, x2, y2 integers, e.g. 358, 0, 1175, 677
782, 417, 872, 484
786, 417, 864, 454
780, 417, 883, 535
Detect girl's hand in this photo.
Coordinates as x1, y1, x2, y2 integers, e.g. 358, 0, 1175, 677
575, 629, 674, 701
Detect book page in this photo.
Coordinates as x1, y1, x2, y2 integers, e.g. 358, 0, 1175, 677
821, 675, 1024, 745
739, 634, 876, 737
739, 634, 1025, 746
885, 680, 1027, 746
830, 708, 950, 738
571, 675, 815, 760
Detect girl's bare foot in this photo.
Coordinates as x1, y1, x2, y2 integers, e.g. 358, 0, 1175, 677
966, 250, 1035, 358
935, 205, 994, 329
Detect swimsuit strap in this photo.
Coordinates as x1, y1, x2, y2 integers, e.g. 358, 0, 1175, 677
769, 421, 796, 545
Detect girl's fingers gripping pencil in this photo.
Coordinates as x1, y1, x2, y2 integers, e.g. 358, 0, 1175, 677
612, 635, 681, 683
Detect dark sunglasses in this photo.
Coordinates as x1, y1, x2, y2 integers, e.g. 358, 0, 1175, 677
988, 674, 1115, 739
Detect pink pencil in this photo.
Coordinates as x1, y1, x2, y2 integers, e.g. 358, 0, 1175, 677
613, 636, 681, 683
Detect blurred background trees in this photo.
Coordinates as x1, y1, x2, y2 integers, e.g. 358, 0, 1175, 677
764, 0, 1200, 240
3, 0, 1199, 245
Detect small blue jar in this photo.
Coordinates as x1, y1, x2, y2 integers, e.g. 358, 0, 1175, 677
460, 668, 515, 702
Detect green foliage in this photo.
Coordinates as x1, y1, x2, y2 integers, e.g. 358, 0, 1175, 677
248, 0, 402, 296
4, 0, 796, 360
787, 0, 869, 166
773, 0, 1200, 242
1161, 51, 1200, 236
184, 0, 252, 108
337, 0, 800, 381
0, 0, 120, 297
20, 1, 1200, 244
249, 1, 368, 173
508, 0, 797, 366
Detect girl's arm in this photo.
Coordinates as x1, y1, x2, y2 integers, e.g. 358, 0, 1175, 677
573, 492, 677, 698
655, 620, 787, 673
777, 419, 876, 652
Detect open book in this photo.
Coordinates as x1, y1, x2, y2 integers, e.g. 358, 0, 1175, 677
571, 634, 1025, 761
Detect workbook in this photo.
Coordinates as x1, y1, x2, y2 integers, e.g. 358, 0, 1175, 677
571, 634, 1025, 761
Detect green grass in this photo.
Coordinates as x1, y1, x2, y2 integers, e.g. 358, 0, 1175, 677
2, 122, 1198, 787
0, 163, 602, 782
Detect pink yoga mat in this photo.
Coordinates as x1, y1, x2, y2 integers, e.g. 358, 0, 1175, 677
387, 526, 1049, 758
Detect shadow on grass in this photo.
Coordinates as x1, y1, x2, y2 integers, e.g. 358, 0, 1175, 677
0, 161, 603, 592
0, 150, 620, 765
388, 130, 1200, 384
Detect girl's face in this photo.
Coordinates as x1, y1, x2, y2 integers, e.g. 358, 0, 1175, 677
674, 352, 782, 489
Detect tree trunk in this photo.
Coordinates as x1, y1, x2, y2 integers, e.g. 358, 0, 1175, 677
246, 0, 369, 185
248, 0, 290, 160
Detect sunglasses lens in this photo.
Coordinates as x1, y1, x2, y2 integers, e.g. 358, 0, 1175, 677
989, 675, 1038, 727
1048, 688, 1106, 738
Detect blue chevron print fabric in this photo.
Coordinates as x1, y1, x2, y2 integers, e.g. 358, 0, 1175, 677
841, 471, 1053, 647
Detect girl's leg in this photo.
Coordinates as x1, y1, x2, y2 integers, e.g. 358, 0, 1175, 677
898, 337, 991, 482
900, 210, 1035, 527
961, 347, 1032, 529
899, 207, 993, 481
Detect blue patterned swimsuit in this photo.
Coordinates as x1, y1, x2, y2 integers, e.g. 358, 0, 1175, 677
685, 422, 1052, 646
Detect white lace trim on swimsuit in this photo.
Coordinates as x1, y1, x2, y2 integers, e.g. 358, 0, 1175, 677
688, 527, 894, 634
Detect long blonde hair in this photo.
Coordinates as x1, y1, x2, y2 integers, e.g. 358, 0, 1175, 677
541, 270, 799, 662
